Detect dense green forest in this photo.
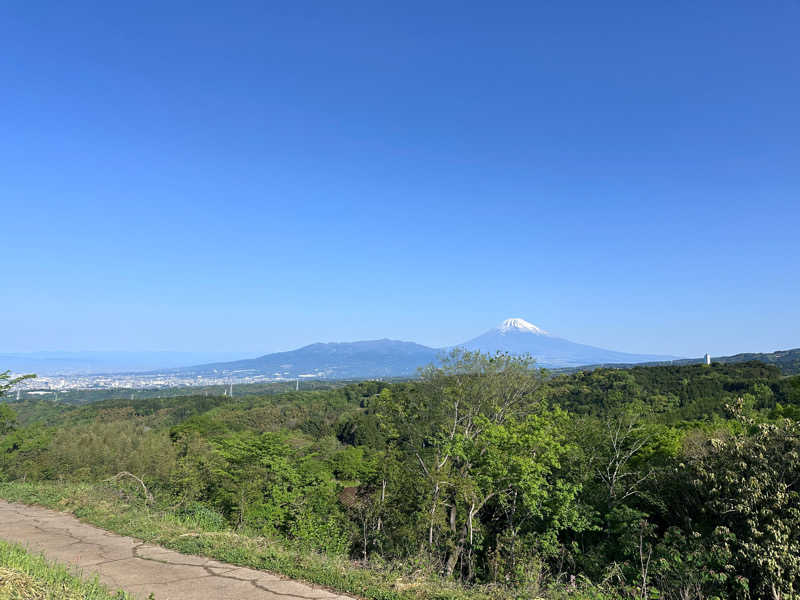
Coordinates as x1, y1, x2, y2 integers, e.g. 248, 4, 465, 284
2, 356, 800, 599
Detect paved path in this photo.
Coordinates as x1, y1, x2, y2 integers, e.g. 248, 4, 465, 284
0, 500, 353, 600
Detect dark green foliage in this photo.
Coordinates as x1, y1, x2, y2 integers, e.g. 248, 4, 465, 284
547, 361, 795, 420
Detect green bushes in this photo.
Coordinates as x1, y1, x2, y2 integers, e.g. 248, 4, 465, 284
653, 417, 800, 598
203, 431, 346, 549
178, 502, 228, 531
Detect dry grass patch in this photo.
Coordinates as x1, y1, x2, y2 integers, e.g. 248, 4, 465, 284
0, 540, 129, 600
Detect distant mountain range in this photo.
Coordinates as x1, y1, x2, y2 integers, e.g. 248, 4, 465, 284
166, 340, 438, 380
155, 317, 679, 379
7, 318, 797, 380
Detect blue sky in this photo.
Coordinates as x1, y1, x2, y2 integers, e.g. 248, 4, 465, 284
2, 1, 798, 357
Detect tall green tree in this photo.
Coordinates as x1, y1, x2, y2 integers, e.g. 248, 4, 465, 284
376, 350, 584, 580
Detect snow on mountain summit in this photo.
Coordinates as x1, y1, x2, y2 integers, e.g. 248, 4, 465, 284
461, 318, 676, 367
498, 318, 549, 336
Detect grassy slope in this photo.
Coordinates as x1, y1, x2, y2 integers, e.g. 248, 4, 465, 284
0, 538, 130, 600
0, 482, 517, 600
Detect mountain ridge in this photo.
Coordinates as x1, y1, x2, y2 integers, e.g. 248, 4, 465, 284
161, 318, 680, 379
11, 318, 795, 379
166, 339, 439, 380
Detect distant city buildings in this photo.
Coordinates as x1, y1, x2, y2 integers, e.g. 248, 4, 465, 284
11, 371, 286, 393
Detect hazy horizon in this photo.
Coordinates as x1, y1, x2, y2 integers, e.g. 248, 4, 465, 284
2, 319, 797, 359
3, 312, 796, 361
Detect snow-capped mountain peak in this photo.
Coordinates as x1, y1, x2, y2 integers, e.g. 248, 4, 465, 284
498, 318, 549, 336
459, 319, 677, 367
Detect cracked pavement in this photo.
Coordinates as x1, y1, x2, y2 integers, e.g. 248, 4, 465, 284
0, 500, 354, 600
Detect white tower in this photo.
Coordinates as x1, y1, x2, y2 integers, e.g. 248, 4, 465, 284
704, 353, 711, 366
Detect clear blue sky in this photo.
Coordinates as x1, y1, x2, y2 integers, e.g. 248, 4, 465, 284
2, 1, 798, 357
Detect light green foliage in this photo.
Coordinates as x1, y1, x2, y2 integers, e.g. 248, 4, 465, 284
375, 350, 585, 581
206, 431, 349, 554
330, 445, 376, 483
211, 432, 302, 531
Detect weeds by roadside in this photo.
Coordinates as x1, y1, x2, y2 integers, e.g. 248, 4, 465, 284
0, 537, 131, 600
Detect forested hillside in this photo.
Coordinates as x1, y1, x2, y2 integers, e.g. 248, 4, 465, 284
572, 347, 800, 375
692, 347, 800, 374
2, 357, 800, 599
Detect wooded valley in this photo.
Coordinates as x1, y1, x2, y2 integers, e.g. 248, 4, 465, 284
2, 353, 800, 599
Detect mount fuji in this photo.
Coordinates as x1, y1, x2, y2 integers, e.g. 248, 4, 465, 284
158, 317, 678, 380
459, 318, 677, 368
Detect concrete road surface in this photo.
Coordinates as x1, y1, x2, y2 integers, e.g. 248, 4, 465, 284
0, 500, 354, 600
